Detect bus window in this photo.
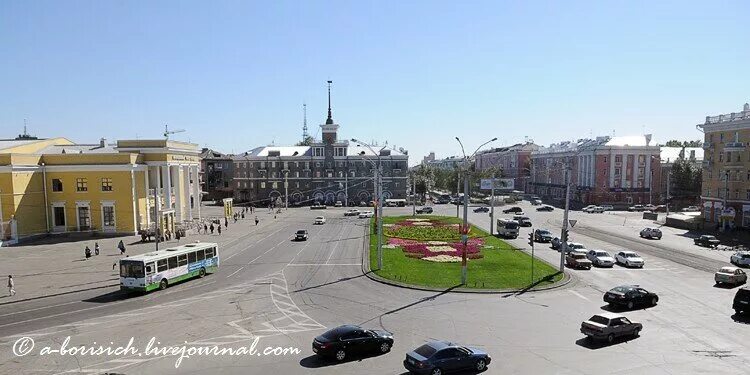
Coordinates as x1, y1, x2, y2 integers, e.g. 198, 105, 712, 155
177, 254, 187, 266
205, 248, 214, 258
120, 261, 145, 278
167, 257, 178, 269
188, 251, 196, 264
157, 259, 168, 272
196, 249, 205, 261
145, 263, 155, 275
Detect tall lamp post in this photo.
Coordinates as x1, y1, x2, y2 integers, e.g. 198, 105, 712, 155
352, 138, 387, 269
455, 136, 497, 285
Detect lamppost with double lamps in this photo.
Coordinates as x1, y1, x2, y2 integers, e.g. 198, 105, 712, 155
352, 138, 388, 269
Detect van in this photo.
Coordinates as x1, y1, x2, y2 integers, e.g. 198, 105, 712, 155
733, 287, 750, 315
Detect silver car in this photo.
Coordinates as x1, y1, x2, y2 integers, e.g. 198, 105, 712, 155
639, 228, 662, 240
616, 251, 645, 268
715, 267, 747, 286
587, 250, 615, 267
730, 252, 750, 267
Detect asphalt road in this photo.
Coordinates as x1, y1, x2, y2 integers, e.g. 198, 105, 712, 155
1, 204, 749, 374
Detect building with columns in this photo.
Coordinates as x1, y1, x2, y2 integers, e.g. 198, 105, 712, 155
0, 137, 201, 244
529, 135, 661, 208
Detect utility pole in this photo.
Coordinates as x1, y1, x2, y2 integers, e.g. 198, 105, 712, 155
560, 164, 571, 272
528, 228, 535, 284
722, 170, 729, 231
154, 188, 160, 251
284, 171, 289, 210
489, 170, 495, 235
412, 172, 417, 216
665, 171, 670, 217
376, 162, 384, 269
461, 162, 470, 285
456, 169, 460, 218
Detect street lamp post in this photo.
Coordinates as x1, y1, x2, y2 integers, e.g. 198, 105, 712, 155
352, 138, 386, 270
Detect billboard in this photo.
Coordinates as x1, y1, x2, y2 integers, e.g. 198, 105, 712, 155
480, 178, 514, 190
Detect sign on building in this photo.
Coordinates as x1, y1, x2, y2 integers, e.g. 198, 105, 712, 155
480, 178, 514, 190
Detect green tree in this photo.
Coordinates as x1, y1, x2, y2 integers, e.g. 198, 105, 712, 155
295, 136, 314, 146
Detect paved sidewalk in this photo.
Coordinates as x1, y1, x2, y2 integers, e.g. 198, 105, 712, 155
0, 206, 284, 305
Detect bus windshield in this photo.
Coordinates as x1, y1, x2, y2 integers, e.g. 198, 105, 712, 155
120, 260, 145, 278
503, 221, 519, 229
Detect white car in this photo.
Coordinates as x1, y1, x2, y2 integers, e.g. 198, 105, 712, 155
314, 216, 326, 225
358, 211, 373, 218
587, 249, 615, 267
564, 242, 587, 253
344, 209, 360, 217
730, 252, 750, 267
714, 266, 747, 286
616, 251, 645, 268
582, 205, 597, 213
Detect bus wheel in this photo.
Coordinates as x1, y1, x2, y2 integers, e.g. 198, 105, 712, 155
159, 279, 168, 290
199, 268, 206, 278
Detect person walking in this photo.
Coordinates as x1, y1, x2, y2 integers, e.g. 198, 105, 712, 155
176, 230, 181, 242
94, 242, 100, 256
204, 223, 208, 234
118, 240, 126, 255
85, 246, 92, 259
8, 275, 16, 296
255, 216, 259, 226
210, 223, 215, 234
224, 218, 228, 229
217, 225, 222, 235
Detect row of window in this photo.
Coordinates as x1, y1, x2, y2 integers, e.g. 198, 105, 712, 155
120, 247, 217, 278
52, 178, 113, 192
714, 151, 747, 163
235, 181, 400, 190
238, 169, 402, 179
708, 131, 745, 144
704, 189, 750, 200
235, 160, 406, 170
51, 205, 114, 229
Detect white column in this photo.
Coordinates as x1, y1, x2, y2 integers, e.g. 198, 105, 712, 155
162, 165, 172, 211
621, 152, 628, 188
187, 166, 194, 220
173, 165, 183, 222
144, 167, 151, 227
645, 153, 651, 189
182, 165, 190, 221
193, 165, 201, 219
609, 151, 615, 187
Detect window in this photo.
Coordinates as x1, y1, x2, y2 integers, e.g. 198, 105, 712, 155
614, 168, 621, 175
157, 259, 168, 272
205, 247, 215, 258
196, 249, 205, 261
167, 256, 178, 269
747, 190, 750, 200
53, 206, 65, 227
720, 133, 724, 142
76, 178, 88, 192
638, 167, 644, 177
177, 254, 188, 266
101, 178, 113, 191
77, 206, 91, 230
102, 206, 115, 227
272, 182, 278, 189
260, 161, 266, 169
145, 263, 155, 275
316, 171, 321, 178
615, 155, 622, 163
52, 179, 63, 192
260, 182, 266, 189
305, 162, 309, 169
719, 153, 723, 162
271, 161, 276, 168
188, 251, 196, 264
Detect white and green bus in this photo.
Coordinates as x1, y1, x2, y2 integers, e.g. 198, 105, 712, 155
119, 242, 219, 292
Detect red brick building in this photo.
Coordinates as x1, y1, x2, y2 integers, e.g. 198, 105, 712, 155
475, 143, 538, 191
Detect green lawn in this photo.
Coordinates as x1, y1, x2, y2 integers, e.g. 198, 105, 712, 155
369, 215, 562, 290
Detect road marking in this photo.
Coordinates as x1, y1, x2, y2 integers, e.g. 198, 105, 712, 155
0, 299, 82, 318
568, 290, 590, 301
287, 263, 361, 266
325, 223, 349, 264
226, 267, 244, 278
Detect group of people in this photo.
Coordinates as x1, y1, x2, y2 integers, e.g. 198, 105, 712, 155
84, 240, 126, 260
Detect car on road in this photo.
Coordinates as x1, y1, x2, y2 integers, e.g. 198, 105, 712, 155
639, 227, 662, 240
714, 266, 747, 286
694, 235, 721, 248
551, 237, 565, 250
582, 205, 596, 213
314, 216, 326, 225
615, 251, 644, 268
512, 215, 531, 227
654, 205, 667, 212
628, 205, 645, 212
586, 249, 615, 268
311, 203, 327, 210
295, 230, 308, 241
312, 325, 393, 361
566, 251, 592, 269
733, 287, 750, 315
344, 209, 360, 217
503, 206, 523, 214
583, 205, 604, 213
358, 211, 374, 218
403, 340, 491, 375
536, 205, 554, 212
334, 201, 343, 207
604, 285, 659, 309
564, 242, 586, 253
580, 313, 642, 344
730, 251, 750, 267
682, 206, 700, 212
643, 204, 657, 211
473, 206, 490, 213
416, 206, 433, 214
534, 229, 553, 243
601, 205, 614, 211
531, 199, 543, 206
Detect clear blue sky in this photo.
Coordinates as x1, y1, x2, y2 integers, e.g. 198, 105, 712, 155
1, 1, 748, 165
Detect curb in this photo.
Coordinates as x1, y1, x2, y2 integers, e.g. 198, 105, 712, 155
360, 223, 574, 295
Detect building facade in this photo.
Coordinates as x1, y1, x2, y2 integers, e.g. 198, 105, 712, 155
698, 102, 750, 230
0, 138, 201, 244
658, 146, 703, 207
475, 143, 538, 192
233, 95, 408, 206
420, 153, 462, 170
529, 135, 661, 208
200, 148, 234, 201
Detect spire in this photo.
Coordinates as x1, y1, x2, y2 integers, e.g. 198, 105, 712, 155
326, 80, 334, 125
302, 103, 309, 141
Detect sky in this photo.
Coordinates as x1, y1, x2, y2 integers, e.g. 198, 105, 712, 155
1, 1, 748, 165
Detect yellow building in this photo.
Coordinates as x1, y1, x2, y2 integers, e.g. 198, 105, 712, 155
0, 137, 202, 244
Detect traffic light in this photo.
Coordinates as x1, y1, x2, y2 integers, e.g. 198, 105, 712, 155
528, 232, 534, 247
562, 228, 569, 242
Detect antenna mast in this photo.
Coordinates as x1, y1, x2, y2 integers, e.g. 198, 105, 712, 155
302, 103, 309, 141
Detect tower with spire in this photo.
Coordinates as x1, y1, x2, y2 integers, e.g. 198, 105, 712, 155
302, 103, 309, 142
321, 80, 339, 144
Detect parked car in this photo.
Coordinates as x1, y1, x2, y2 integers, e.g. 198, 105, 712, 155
566, 251, 592, 270
311, 204, 327, 210
536, 205, 554, 212
643, 204, 656, 211
682, 206, 700, 212
582, 205, 596, 213
314, 216, 326, 225
604, 285, 658, 309
295, 230, 308, 241
534, 229, 553, 243
473, 206, 490, 213
312, 325, 393, 361
403, 340, 491, 375
587, 249, 615, 268
601, 205, 614, 211
358, 211, 374, 218
531, 199, 543, 206
359, 201, 368, 207
512, 215, 531, 227
344, 209, 360, 217
416, 206, 433, 214
714, 266, 747, 286
730, 251, 750, 267
334, 201, 343, 207
733, 287, 750, 315
694, 235, 720, 248
503, 206, 523, 214
583, 205, 603, 213
615, 251, 644, 268
639, 228, 662, 240
628, 205, 645, 212
580, 313, 642, 343
654, 205, 667, 212
566, 242, 586, 253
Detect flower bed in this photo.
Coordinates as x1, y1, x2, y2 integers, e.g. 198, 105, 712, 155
387, 235, 484, 263
384, 218, 466, 241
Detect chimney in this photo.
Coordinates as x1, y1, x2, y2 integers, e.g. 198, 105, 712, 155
99, 138, 106, 148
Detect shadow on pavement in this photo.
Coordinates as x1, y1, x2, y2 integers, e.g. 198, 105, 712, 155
731, 313, 750, 325
299, 352, 388, 369
12, 234, 133, 247
575, 335, 638, 350
293, 274, 366, 293
501, 272, 562, 298
713, 283, 745, 290
0, 283, 119, 307
83, 290, 137, 303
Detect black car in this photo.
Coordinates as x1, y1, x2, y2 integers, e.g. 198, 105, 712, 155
604, 285, 659, 310
694, 235, 721, 248
295, 230, 308, 241
503, 206, 522, 214
734, 287, 750, 315
473, 206, 490, 213
416, 206, 434, 214
312, 325, 393, 361
536, 205, 554, 212
404, 340, 491, 375
534, 229, 553, 242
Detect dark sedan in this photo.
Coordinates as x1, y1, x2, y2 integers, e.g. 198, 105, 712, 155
502, 206, 522, 214
604, 285, 659, 310
295, 230, 308, 241
473, 206, 489, 213
694, 235, 720, 248
312, 325, 393, 361
536, 205, 554, 212
404, 340, 491, 375
534, 229, 553, 242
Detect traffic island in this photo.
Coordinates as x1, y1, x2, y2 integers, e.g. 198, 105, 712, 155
365, 215, 566, 292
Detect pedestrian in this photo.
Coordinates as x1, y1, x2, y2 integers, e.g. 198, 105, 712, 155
204, 223, 208, 234
176, 230, 181, 242
118, 240, 126, 255
234, 216, 237, 224
217, 225, 222, 235
94, 242, 100, 256
113, 262, 117, 270
224, 218, 228, 229
8, 275, 16, 296
210, 223, 214, 234
85, 246, 92, 259
241, 212, 245, 219
255, 217, 259, 226
250, 206, 254, 214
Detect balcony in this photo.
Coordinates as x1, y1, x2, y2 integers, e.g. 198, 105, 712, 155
705, 111, 750, 124
724, 142, 746, 152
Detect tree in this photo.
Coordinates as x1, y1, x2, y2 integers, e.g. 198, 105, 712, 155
295, 136, 314, 146
669, 159, 701, 198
